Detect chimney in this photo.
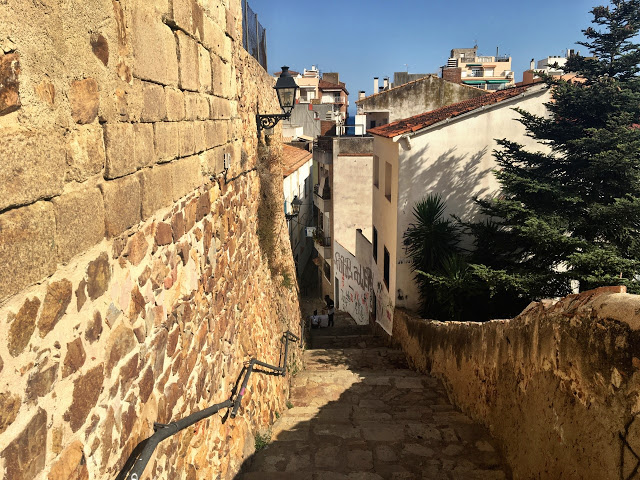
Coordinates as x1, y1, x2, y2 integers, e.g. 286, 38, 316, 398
530, 58, 535, 70
373, 77, 379, 95
358, 90, 366, 100
383, 77, 389, 90
442, 67, 462, 84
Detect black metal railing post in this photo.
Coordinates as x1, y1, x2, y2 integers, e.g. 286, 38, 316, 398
116, 330, 299, 480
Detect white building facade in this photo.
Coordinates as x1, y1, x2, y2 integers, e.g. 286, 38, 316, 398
368, 84, 551, 335
283, 145, 314, 276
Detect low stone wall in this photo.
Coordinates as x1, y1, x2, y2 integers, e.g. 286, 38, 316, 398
392, 287, 640, 479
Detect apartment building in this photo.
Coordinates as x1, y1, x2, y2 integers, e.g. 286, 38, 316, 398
312, 135, 373, 324
443, 46, 515, 90
275, 66, 350, 137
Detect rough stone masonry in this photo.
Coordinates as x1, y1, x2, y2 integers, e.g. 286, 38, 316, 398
0, 0, 302, 479
391, 286, 640, 480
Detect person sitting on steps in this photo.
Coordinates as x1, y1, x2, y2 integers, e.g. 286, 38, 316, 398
324, 295, 335, 327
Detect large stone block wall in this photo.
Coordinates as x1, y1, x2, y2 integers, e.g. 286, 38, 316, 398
391, 287, 640, 479
0, 0, 302, 479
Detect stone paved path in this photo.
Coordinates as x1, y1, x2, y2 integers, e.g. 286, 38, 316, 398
236, 315, 510, 480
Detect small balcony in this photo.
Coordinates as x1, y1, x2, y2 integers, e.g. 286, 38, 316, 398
313, 183, 332, 211
313, 229, 332, 259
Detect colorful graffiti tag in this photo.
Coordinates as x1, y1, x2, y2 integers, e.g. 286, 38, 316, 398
333, 244, 372, 325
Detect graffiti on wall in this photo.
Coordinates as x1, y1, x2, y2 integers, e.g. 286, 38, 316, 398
334, 244, 372, 325
374, 278, 393, 335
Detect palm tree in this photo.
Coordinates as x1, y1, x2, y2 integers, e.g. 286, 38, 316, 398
403, 194, 460, 274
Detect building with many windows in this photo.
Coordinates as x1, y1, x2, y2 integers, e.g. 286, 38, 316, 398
443, 46, 515, 90
274, 66, 350, 138
311, 135, 373, 319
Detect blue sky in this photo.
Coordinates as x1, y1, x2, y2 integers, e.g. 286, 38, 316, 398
254, 0, 597, 114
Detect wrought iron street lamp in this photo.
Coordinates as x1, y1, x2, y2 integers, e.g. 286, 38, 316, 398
285, 195, 302, 221
257, 66, 299, 136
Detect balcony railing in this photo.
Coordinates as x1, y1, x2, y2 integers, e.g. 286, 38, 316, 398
314, 183, 331, 200
463, 70, 514, 79
313, 229, 331, 247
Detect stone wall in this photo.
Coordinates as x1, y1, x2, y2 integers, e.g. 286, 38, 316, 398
391, 287, 640, 479
0, 0, 302, 479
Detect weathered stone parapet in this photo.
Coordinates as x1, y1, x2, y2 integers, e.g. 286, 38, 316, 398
392, 286, 640, 479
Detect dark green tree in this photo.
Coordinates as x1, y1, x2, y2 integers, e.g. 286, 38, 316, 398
469, 0, 640, 299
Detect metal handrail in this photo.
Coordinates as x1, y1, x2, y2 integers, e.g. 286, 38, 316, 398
116, 330, 299, 480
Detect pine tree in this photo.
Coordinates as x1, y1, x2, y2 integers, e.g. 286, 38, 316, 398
469, 0, 640, 299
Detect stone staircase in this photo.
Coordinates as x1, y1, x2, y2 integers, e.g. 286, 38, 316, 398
236, 318, 510, 479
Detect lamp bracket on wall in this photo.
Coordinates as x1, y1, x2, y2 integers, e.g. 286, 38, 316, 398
256, 66, 299, 138
257, 113, 289, 133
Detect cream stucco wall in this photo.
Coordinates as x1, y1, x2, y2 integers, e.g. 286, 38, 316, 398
393, 85, 552, 313
332, 154, 373, 255
284, 157, 314, 275
371, 138, 399, 334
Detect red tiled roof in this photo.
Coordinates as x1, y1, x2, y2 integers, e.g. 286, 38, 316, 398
368, 85, 542, 138
282, 144, 312, 177
318, 79, 349, 95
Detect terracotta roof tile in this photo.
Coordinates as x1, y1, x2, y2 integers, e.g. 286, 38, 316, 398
368, 85, 542, 138
282, 144, 312, 177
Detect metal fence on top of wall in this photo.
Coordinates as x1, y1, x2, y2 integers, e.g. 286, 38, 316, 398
242, 0, 267, 71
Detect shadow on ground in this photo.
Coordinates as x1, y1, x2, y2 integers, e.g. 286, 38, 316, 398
232, 307, 512, 480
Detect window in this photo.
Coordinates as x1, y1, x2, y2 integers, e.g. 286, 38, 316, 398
373, 227, 378, 263
472, 67, 483, 77
373, 155, 379, 188
383, 247, 390, 288
372, 293, 377, 320
324, 260, 331, 280
484, 67, 494, 77
384, 161, 392, 202
370, 120, 376, 129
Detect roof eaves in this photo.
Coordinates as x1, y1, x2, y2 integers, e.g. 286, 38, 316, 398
368, 84, 547, 139
404, 84, 547, 139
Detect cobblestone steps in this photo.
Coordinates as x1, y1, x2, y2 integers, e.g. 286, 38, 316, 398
236, 328, 511, 479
